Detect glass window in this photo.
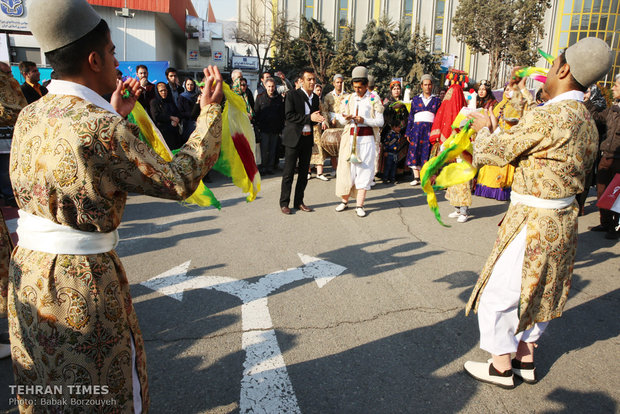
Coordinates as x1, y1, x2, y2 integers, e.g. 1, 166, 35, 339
404, 0, 413, 13
613, 0, 619, 12
433, 0, 445, 51
593, 0, 602, 12
437, 0, 445, 14
581, 13, 590, 29
563, 0, 573, 13
574, 0, 584, 12
337, 0, 348, 41
569, 31, 578, 46
434, 35, 442, 51
562, 14, 571, 30
571, 14, 580, 30
559, 32, 569, 48
304, 0, 313, 19
582, 0, 593, 12
607, 14, 616, 30
602, 0, 611, 11
589, 14, 599, 30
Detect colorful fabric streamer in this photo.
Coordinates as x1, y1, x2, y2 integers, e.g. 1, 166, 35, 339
531, 74, 547, 84
420, 119, 477, 226
516, 67, 549, 79
538, 48, 554, 65
212, 83, 260, 202
127, 84, 261, 209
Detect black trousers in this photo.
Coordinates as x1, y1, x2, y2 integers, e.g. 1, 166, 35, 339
279, 134, 314, 208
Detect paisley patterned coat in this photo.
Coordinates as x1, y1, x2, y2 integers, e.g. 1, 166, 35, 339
465, 99, 598, 333
0, 70, 26, 318
8, 93, 222, 413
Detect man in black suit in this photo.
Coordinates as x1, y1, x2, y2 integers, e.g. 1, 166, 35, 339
279, 68, 325, 214
18, 61, 48, 104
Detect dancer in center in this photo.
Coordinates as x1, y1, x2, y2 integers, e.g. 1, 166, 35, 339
334, 66, 384, 217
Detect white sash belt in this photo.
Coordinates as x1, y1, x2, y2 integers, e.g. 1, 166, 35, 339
414, 111, 435, 123
510, 191, 575, 209
16, 210, 119, 255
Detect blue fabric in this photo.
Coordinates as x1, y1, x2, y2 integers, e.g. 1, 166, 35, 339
405, 95, 441, 167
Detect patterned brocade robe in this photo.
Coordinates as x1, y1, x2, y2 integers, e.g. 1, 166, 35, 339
0, 70, 27, 317
465, 99, 598, 333
9, 94, 222, 413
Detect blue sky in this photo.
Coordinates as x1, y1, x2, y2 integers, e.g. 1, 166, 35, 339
192, 0, 237, 21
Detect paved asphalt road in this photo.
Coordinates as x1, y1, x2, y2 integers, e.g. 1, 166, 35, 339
1, 167, 619, 413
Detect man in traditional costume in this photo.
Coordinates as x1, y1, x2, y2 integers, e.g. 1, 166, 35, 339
404, 74, 441, 186
322, 74, 348, 175
334, 66, 384, 217
464, 37, 612, 388
8, 0, 224, 411
0, 61, 26, 359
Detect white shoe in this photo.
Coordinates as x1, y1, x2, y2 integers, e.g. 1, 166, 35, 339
335, 202, 348, 212
307, 173, 312, 179
464, 360, 514, 389
511, 359, 537, 384
370, 180, 376, 187
410, 179, 419, 186
317, 174, 329, 181
0, 343, 10, 359
457, 214, 469, 223
356, 207, 366, 217
448, 211, 460, 218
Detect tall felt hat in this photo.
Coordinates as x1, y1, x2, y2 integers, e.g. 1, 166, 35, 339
29, 0, 103, 53
352, 66, 368, 80
565, 37, 613, 87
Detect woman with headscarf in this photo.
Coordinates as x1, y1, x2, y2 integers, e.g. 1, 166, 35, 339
473, 79, 528, 202
407, 75, 442, 185
178, 78, 200, 144
476, 80, 498, 110
381, 80, 409, 180
429, 82, 472, 222
150, 81, 182, 150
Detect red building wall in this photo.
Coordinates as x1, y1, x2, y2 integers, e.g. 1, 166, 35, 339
87, 0, 198, 31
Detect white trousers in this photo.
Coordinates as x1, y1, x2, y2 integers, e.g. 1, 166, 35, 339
350, 135, 376, 190
478, 226, 548, 355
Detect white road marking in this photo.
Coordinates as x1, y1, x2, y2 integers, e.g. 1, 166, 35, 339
141, 253, 347, 413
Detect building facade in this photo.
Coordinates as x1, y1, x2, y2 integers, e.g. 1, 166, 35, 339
238, 0, 620, 86
0, 0, 198, 71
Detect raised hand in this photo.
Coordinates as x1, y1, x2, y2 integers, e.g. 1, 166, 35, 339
111, 78, 142, 117
200, 65, 224, 108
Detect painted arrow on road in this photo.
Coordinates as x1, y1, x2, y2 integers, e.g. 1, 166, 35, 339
141, 253, 347, 413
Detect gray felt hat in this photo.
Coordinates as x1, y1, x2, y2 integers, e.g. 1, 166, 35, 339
333, 74, 343, 81
352, 66, 368, 80
565, 37, 613, 87
420, 74, 433, 82
29, 0, 103, 53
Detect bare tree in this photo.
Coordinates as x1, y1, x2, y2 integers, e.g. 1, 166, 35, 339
234, 0, 293, 73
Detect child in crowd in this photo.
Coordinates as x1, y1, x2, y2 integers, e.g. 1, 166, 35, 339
382, 121, 401, 184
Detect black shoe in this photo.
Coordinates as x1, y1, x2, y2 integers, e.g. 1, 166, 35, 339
590, 224, 609, 232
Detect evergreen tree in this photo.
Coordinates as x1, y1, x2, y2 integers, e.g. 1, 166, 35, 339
405, 27, 443, 94
356, 17, 442, 97
271, 18, 307, 78
453, 0, 551, 87
327, 24, 357, 87
298, 18, 335, 85
356, 17, 395, 97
